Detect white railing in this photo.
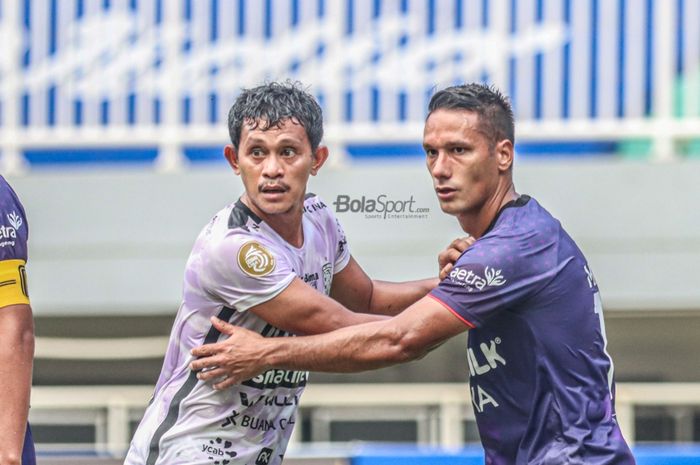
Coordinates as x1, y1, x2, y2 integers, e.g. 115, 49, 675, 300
2, 0, 700, 173
29, 382, 700, 458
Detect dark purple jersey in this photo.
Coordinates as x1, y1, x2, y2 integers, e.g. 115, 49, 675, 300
0, 175, 29, 262
430, 196, 635, 465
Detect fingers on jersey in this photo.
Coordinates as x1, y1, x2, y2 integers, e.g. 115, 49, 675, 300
438, 237, 475, 276
439, 263, 454, 281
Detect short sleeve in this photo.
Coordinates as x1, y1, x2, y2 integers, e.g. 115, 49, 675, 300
429, 235, 553, 328
304, 195, 351, 274
0, 180, 29, 262
200, 233, 296, 312
333, 217, 350, 273
0, 179, 30, 307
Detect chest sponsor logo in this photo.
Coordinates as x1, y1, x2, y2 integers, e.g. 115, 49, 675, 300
242, 368, 308, 389
221, 408, 297, 433
238, 241, 276, 277
240, 392, 300, 407
0, 211, 22, 248
448, 266, 506, 291
467, 337, 506, 376
467, 337, 507, 413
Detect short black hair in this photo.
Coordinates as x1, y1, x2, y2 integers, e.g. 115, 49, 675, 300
227, 81, 324, 151
428, 83, 514, 146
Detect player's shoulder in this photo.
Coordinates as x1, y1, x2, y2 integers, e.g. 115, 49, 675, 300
302, 192, 331, 217
207, 201, 283, 259
460, 196, 560, 266
303, 192, 341, 230
0, 176, 25, 213
484, 196, 560, 241
0, 176, 27, 233
202, 224, 281, 282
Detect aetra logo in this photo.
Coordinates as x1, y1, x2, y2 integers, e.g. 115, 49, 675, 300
449, 266, 506, 291
0, 212, 22, 240
332, 194, 429, 219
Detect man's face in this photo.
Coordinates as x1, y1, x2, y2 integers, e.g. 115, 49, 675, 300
423, 109, 503, 217
225, 118, 326, 217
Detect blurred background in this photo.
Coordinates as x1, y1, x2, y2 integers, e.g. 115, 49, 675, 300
1, 0, 699, 463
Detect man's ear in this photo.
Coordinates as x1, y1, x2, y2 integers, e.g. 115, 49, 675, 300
310, 145, 329, 176
495, 139, 514, 172
224, 145, 240, 174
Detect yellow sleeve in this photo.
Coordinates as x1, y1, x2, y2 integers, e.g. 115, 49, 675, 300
0, 259, 30, 307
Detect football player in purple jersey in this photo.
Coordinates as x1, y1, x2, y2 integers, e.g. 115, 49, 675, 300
192, 83, 636, 465
0, 176, 35, 465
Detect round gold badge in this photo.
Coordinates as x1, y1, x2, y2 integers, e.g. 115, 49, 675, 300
237, 241, 276, 277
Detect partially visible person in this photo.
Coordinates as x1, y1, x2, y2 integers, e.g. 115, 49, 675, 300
191, 83, 636, 465
0, 175, 35, 465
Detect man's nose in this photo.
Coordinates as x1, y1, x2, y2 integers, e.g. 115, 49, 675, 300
262, 154, 283, 178
431, 152, 451, 178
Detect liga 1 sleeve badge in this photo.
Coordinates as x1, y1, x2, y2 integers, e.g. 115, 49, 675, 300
237, 241, 276, 277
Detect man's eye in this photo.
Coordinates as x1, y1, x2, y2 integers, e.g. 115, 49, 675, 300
281, 148, 296, 157
251, 149, 265, 157
425, 149, 437, 157
453, 147, 466, 154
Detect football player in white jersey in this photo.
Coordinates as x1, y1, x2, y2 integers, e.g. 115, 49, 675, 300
125, 82, 455, 465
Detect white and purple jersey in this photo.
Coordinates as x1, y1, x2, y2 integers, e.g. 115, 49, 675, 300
125, 194, 349, 465
430, 196, 635, 465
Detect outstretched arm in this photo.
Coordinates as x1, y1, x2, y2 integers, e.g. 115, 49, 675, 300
187, 276, 388, 383
0, 304, 34, 465
331, 236, 473, 317
330, 256, 437, 316
247, 277, 387, 336
191, 294, 468, 389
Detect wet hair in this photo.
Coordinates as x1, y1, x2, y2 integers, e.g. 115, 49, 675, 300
428, 83, 514, 147
227, 81, 324, 151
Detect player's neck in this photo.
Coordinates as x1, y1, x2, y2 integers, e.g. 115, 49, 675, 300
265, 213, 304, 248
457, 184, 518, 239
240, 196, 305, 247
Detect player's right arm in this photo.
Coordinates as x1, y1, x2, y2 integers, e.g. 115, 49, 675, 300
191, 231, 549, 389
202, 235, 387, 338
191, 294, 468, 388
248, 276, 387, 336
329, 237, 474, 316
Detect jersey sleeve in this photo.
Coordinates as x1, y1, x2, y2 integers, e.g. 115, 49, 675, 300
332, 216, 350, 273
429, 234, 554, 328
304, 195, 351, 273
200, 232, 296, 312
0, 180, 30, 307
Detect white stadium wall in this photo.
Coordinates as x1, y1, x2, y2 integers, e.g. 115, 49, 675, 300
1, 0, 699, 316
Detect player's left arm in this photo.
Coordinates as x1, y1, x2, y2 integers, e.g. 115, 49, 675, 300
330, 256, 436, 316
0, 269, 34, 465
191, 293, 468, 388
330, 236, 474, 316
